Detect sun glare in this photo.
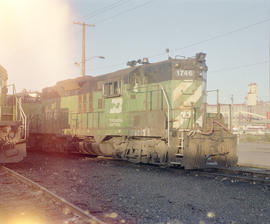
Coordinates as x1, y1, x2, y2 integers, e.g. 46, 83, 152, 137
0, 0, 74, 91
5, 211, 46, 224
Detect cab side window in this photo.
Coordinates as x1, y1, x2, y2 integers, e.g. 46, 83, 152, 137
103, 80, 122, 97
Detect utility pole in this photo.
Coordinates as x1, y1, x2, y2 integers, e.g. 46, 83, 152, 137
269, 27, 270, 103
230, 94, 234, 131
73, 21, 95, 77
217, 89, 220, 116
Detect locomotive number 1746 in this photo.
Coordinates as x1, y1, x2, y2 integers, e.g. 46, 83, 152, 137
176, 69, 194, 77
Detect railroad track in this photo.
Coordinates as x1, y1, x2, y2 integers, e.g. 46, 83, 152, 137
0, 166, 105, 224
197, 166, 270, 185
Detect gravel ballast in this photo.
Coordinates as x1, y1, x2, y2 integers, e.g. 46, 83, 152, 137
6, 152, 270, 224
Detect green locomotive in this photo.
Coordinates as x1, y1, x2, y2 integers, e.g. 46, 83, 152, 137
23, 53, 237, 169
0, 65, 26, 163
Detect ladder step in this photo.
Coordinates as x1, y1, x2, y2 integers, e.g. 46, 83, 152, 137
175, 153, 184, 157
170, 161, 182, 165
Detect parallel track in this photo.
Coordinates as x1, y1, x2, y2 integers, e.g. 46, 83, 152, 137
198, 166, 270, 185
0, 166, 105, 224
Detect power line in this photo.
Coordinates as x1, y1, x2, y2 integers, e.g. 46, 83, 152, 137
81, 0, 129, 21
84, 1, 153, 70
95, 0, 152, 24
90, 17, 270, 71
175, 18, 270, 52
73, 1, 151, 34
148, 17, 270, 60
72, 0, 129, 35
208, 60, 269, 74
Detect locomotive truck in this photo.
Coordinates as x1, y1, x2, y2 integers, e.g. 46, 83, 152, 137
23, 53, 237, 169
0, 65, 27, 163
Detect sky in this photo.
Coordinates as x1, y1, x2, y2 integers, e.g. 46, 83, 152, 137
0, 0, 270, 104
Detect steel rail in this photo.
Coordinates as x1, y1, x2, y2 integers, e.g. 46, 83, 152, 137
198, 167, 270, 186
0, 166, 106, 224
215, 167, 270, 176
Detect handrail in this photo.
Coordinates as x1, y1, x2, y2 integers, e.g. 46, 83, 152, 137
159, 84, 170, 147
17, 97, 27, 140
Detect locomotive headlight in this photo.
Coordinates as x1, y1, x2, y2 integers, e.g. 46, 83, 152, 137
174, 63, 180, 68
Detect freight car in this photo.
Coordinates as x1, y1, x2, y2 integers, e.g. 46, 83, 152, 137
23, 53, 237, 169
0, 65, 26, 163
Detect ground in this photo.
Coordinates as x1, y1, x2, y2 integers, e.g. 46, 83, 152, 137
238, 142, 270, 169
6, 151, 270, 224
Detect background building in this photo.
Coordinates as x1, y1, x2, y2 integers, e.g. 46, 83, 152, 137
207, 83, 270, 134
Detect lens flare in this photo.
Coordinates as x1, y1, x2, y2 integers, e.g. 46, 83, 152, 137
0, 0, 75, 91
207, 211, 215, 218
6, 210, 46, 224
